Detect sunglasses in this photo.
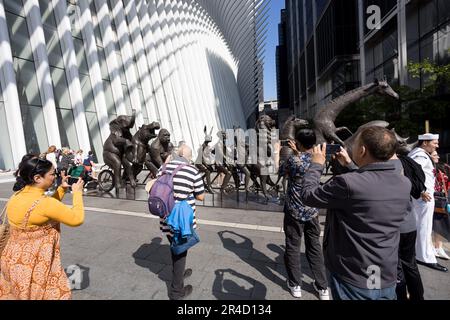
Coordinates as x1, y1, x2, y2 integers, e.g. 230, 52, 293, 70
31, 157, 47, 175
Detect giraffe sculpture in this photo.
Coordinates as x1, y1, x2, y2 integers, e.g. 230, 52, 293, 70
313, 79, 400, 146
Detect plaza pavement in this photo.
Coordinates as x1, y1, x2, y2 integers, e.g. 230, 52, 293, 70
0, 179, 449, 300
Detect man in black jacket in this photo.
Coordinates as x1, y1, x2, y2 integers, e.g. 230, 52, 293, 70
336, 149, 425, 300
301, 127, 412, 300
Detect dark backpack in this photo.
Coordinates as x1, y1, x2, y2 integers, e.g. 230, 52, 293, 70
148, 164, 186, 218
398, 155, 426, 199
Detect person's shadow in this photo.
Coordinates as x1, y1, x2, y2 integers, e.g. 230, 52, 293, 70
212, 268, 267, 300
218, 230, 316, 296
133, 237, 172, 298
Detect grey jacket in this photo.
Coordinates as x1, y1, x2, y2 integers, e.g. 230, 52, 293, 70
301, 162, 411, 289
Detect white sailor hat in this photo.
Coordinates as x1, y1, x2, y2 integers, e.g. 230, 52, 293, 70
418, 133, 439, 140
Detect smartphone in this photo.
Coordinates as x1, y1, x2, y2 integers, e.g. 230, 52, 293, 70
326, 144, 341, 155
67, 177, 79, 186
280, 140, 290, 147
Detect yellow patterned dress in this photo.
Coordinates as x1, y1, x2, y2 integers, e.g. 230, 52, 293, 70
0, 186, 84, 300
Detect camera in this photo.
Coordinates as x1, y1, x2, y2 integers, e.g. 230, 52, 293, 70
325, 144, 341, 155
280, 140, 290, 147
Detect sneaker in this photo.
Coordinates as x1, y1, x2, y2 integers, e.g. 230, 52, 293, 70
313, 281, 330, 300
183, 268, 192, 279
287, 280, 302, 298
435, 247, 450, 260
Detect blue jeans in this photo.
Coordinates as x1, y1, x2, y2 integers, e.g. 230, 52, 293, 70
329, 273, 397, 300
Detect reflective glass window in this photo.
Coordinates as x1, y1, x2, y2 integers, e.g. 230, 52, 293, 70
43, 26, 64, 68
67, 3, 82, 39
4, 0, 24, 17
97, 47, 110, 80
6, 12, 33, 61
103, 80, 116, 117
14, 59, 42, 107
85, 112, 104, 163
20, 105, 49, 154
80, 75, 96, 112
0, 102, 14, 170
39, 0, 57, 29
73, 37, 89, 76
56, 108, 79, 150
50, 67, 72, 109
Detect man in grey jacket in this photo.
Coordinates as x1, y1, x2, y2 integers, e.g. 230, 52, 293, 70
300, 126, 412, 300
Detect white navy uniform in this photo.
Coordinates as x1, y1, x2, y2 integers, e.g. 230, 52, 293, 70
408, 146, 437, 264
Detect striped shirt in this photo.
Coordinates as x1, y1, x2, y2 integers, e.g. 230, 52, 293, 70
158, 160, 205, 235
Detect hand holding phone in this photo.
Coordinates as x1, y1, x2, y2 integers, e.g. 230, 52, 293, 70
325, 144, 341, 155
280, 140, 290, 147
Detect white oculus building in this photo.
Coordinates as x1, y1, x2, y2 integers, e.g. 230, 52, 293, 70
0, 0, 268, 169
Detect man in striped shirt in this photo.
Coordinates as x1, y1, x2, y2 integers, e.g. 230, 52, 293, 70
157, 144, 205, 300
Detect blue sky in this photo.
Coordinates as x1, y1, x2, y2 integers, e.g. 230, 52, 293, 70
263, 0, 285, 101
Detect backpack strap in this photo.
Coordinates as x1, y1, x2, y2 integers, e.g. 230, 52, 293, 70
172, 164, 187, 176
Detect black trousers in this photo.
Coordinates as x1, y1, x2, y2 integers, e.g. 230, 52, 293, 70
396, 231, 424, 300
283, 213, 328, 290
167, 236, 188, 300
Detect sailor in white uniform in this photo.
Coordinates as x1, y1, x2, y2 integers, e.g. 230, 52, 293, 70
408, 133, 448, 272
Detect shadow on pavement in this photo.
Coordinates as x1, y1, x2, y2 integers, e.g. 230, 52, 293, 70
212, 268, 267, 299
132, 237, 171, 299
218, 230, 317, 298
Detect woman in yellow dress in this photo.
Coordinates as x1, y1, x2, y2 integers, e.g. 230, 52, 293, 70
0, 155, 85, 300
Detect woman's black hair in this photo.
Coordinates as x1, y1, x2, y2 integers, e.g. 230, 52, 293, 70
296, 129, 317, 150
13, 155, 54, 191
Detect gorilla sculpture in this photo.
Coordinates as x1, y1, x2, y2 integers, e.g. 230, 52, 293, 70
122, 122, 160, 187
147, 128, 174, 177
103, 111, 136, 189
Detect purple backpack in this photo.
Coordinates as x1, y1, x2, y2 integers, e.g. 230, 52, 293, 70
148, 164, 186, 218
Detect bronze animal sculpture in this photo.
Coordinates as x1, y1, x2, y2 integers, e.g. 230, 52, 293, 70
147, 129, 174, 177
232, 126, 252, 192
313, 79, 400, 146
103, 111, 136, 190
213, 130, 234, 194
195, 126, 216, 193
330, 120, 415, 175
122, 122, 161, 187
279, 115, 309, 162
247, 114, 277, 201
